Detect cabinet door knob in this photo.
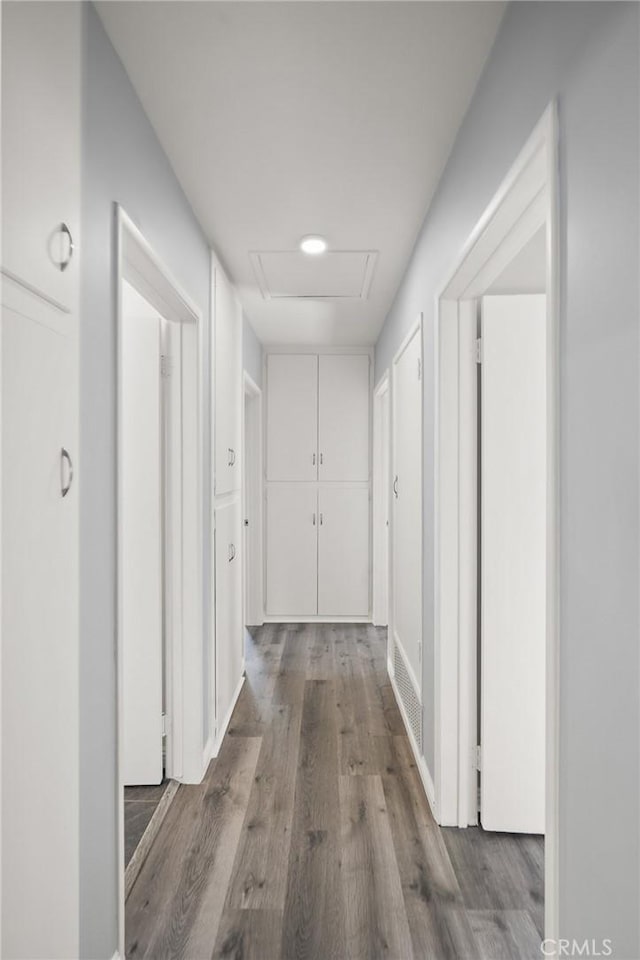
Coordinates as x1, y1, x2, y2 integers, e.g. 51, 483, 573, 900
50, 222, 74, 273
61, 448, 73, 497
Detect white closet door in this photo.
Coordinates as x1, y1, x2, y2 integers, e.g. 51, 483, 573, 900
318, 487, 369, 616
121, 288, 163, 786
480, 294, 546, 834
266, 485, 318, 615
266, 354, 318, 481
392, 325, 423, 692
214, 265, 241, 496
215, 499, 243, 729
2, 300, 79, 958
318, 354, 370, 481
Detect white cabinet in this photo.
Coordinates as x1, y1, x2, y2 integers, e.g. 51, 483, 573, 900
214, 263, 242, 496
264, 350, 371, 619
266, 354, 318, 481
318, 487, 370, 616
1, 1, 80, 311
266, 485, 318, 616
215, 500, 243, 729
1, 3, 81, 955
318, 355, 370, 481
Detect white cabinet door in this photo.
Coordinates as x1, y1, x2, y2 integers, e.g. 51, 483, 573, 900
1, 2, 80, 310
215, 499, 243, 729
318, 487, 370, 616
214, 265, 241, 496
121, 287, 163, 786
480, 295, 546, 835
266, 354, 318, 481
318, 354, 370, 482
2, 296, 79, 959
266, 485, 318, 616
392, 325, 423, 694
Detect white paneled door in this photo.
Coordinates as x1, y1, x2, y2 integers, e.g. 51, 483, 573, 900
214, 264, 242, 496
480, 294, 546, 834
266, 354, 318, 481
266, 484, 318, 616
392, 324, 423, 691
318, 354, 370, 481
121, 288, 164, 786
215, 500, 243, 728
318, 487, 370, 616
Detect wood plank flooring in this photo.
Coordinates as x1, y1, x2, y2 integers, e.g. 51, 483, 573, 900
126, 624, 543, 959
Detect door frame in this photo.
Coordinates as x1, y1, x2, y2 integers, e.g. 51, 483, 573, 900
242, 371, 264, 627
433, 105, 559, 939
372, 371, 390, 627
115, 206, 204, 955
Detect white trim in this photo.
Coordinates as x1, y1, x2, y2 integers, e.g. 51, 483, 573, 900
372, 371, 390, 627
267, 617, 372, 627
389, 669, 436, 819
210, 675, 245, 759
432, 104, 559, 942
243, 372, 264, 627
115, 206, 205, 960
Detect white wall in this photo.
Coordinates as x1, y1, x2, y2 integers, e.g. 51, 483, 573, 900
243, 312, 263, 388
80, 6, 211, 956
375, 3, 639, 954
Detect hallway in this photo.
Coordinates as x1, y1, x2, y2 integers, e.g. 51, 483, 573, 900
126, 625, 543, 959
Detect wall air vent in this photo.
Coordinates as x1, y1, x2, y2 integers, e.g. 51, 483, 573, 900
249, 250, 377, 301
394, 642, 423, 752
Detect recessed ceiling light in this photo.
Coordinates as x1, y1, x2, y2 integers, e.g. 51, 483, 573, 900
300, 235, 328, 255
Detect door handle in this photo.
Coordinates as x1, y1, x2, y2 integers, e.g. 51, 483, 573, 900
61, 448, 73, 498
320, 453, 323, 465
228, 543, 236, 562
319, 513, 323, 525
393, 475, 398, 499
312, 453, 316, 466
228, 447, 236, 466
312, 513, 316, 526
50, 222, 74, 273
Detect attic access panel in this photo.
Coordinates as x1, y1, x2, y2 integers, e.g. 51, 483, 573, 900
250, 250, 377, 300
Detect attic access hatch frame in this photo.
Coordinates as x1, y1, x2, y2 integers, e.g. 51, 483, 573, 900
249, 249, 378, 300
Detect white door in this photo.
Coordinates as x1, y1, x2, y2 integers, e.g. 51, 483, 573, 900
121, 284, 164, 786
374, 386, 390, 627
392, 325, 423, 691
215, 499, 243, 728
480, 294, 546, 834
318, 487, 370, 616
318, 354, 370, 481
266, 485, 318, 615
266, 354, 318, 481
214, 265, 241, 496
2, 298, 79, 959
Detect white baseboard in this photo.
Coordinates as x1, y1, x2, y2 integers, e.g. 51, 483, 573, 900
389, 668, 438, 822
211, 674, 245, 759
112, 950, 123, 960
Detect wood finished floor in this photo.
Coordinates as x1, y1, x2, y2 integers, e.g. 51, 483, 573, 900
126, 624, 543, 960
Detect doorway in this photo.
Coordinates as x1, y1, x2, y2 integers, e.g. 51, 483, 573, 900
373, 372, 390, 629
116, 207, 204, 955
242, 371, 263, 628
434, 106, 559, 938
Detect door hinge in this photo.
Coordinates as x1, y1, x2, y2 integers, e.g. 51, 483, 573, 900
417, 357, 422, 380
161, 713, 168, 738
474, 745, 482, 770
475, 338, 483, 364
160, 354, 173, 378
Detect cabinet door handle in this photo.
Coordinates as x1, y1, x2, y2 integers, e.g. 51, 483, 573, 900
393, 475, 399, 499
312, 513, 316, 526
228, 447, 235, 467
61, 447, 73, 497
50, 222, 74, 273
319, 513, 323, 525
228, 543, 236, 562
312, 453, 316, 466
320, 453, 323, 465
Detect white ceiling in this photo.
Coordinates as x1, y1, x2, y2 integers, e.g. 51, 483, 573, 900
97, 1, 505, 346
